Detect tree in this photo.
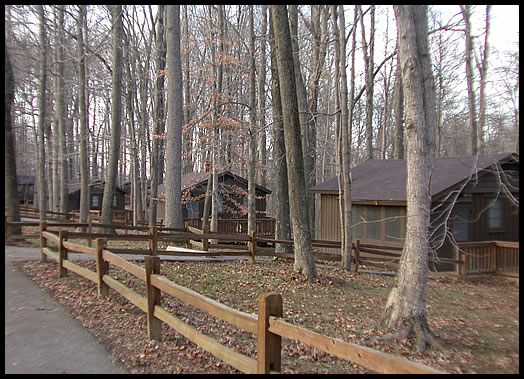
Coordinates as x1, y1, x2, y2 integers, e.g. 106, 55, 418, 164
164, 5, 184, 229
101, 5, 123, 228
270, 5, 316, 281
247, 5, 257, 234
56, 5, 68, 217
378, 5, 439, 353
37, 5, 48, 221
268, 11, 292, 255
77, 5, 89, 226
460, 5, 479, 155
149, 5, 166, 226
5, 41, 21, 235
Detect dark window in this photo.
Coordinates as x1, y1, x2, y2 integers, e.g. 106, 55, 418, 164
488, 199, 504, 230
450, 207, 469, 242
352, 205, 364, 239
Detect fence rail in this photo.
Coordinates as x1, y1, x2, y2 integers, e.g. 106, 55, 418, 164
5, 217, 445, 374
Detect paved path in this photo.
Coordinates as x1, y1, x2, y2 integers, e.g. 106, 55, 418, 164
5, 245, 127, 374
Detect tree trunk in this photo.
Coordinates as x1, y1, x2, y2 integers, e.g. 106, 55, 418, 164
165, 5, 184, 229
149, 5, 165, 227
248, 5, 257, 234
269, 12, 292, 255
392, 43, 404, 159
37, 5, 48, 222
359, 5, 375, 161
270, 5, 316, 281
101, 5, 123, 229
56, 5, 68, 217
378, 5, 439, 353
256, 5, 268, 189
461, 5, 479, 155
5, 41, 21, 234
77, 5, 89, 226
477, 5, 491, 155
338, 5, 354, 271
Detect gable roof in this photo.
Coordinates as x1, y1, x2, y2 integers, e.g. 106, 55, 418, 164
68, 180, 128, 195
157, 170, 272, 198
311, 152, 518, 203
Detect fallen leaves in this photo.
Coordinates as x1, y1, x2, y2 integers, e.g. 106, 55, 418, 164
13, 258, 520, 374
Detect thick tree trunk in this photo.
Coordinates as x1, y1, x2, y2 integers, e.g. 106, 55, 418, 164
270, 5, 316, 281
378, 5, 439, 353
268, 13, 292, 255
165, 5, 184, 229
101, 5, 123, 229
5, 42, 21, 234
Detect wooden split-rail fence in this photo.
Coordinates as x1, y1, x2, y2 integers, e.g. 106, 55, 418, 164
5, 218, 445, 374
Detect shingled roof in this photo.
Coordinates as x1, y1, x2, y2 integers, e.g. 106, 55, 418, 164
157, 170, 272, 198
311, 152, 518, 203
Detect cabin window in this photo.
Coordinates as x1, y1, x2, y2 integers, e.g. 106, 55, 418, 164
385, 207, 402, 242
113, 195, 118, 208
186, 202, 199, 218
91, 194, 99, 208
488, 199, 504, 230
450, 207, 469, 242
352, 205, 364, 239
366, 206, 381, 240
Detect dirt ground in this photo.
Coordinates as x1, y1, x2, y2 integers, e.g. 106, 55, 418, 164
13, 253, 519, 374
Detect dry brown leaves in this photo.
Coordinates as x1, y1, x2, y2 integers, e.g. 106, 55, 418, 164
14, 258, 519, 374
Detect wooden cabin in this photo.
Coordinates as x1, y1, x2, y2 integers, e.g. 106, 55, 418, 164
67, 180, 128, 212
156, 170, 272, 222
17, 175, 36, 205
311, 153, 519, 272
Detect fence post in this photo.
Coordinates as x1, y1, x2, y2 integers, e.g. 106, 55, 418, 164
87, 215, 93, 247
58, 230, 68, 278
202, 224, 209, 251
95, 238, 109, 297
248, 230, 256, 264
40, 221, 47, 262
354, 239, 360, 274
257, 293, 282, 374
145, 256, 162, 341
149, 226, 158, 256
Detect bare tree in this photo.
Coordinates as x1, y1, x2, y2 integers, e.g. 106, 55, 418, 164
164, 4, 184, 228
5, 41, 21, 234
247, 5, 257, 234
77, 5, 89, 226
268, 11, 292, 255
37, 5, 48, 221
378, 5, 439, 353
101, 5, 123, 228
270, 5, 316, 281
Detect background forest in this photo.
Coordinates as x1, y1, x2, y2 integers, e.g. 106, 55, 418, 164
5, 5, 519, 233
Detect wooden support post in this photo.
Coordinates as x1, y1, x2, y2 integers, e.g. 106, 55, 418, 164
202, 224, 209, 251
354, 239, 360, 274
87, 215, 93, 247
184, 221, 191, 249
248, 230, 256, 264
58, 230, 68, 278
257, 293, 282, 374
39, 221, 47, 262
149, 226, 158, 256
145, 256, 162, 341
95, 238, 109, 297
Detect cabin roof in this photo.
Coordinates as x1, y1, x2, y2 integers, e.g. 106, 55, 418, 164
311, 152, 519, 202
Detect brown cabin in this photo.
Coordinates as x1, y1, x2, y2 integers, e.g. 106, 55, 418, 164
311, 153, 519, 272
155, 170, 272, 222
67, 180, 128, 212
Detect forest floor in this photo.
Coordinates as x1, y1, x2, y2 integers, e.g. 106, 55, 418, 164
8, 236, 519, 374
